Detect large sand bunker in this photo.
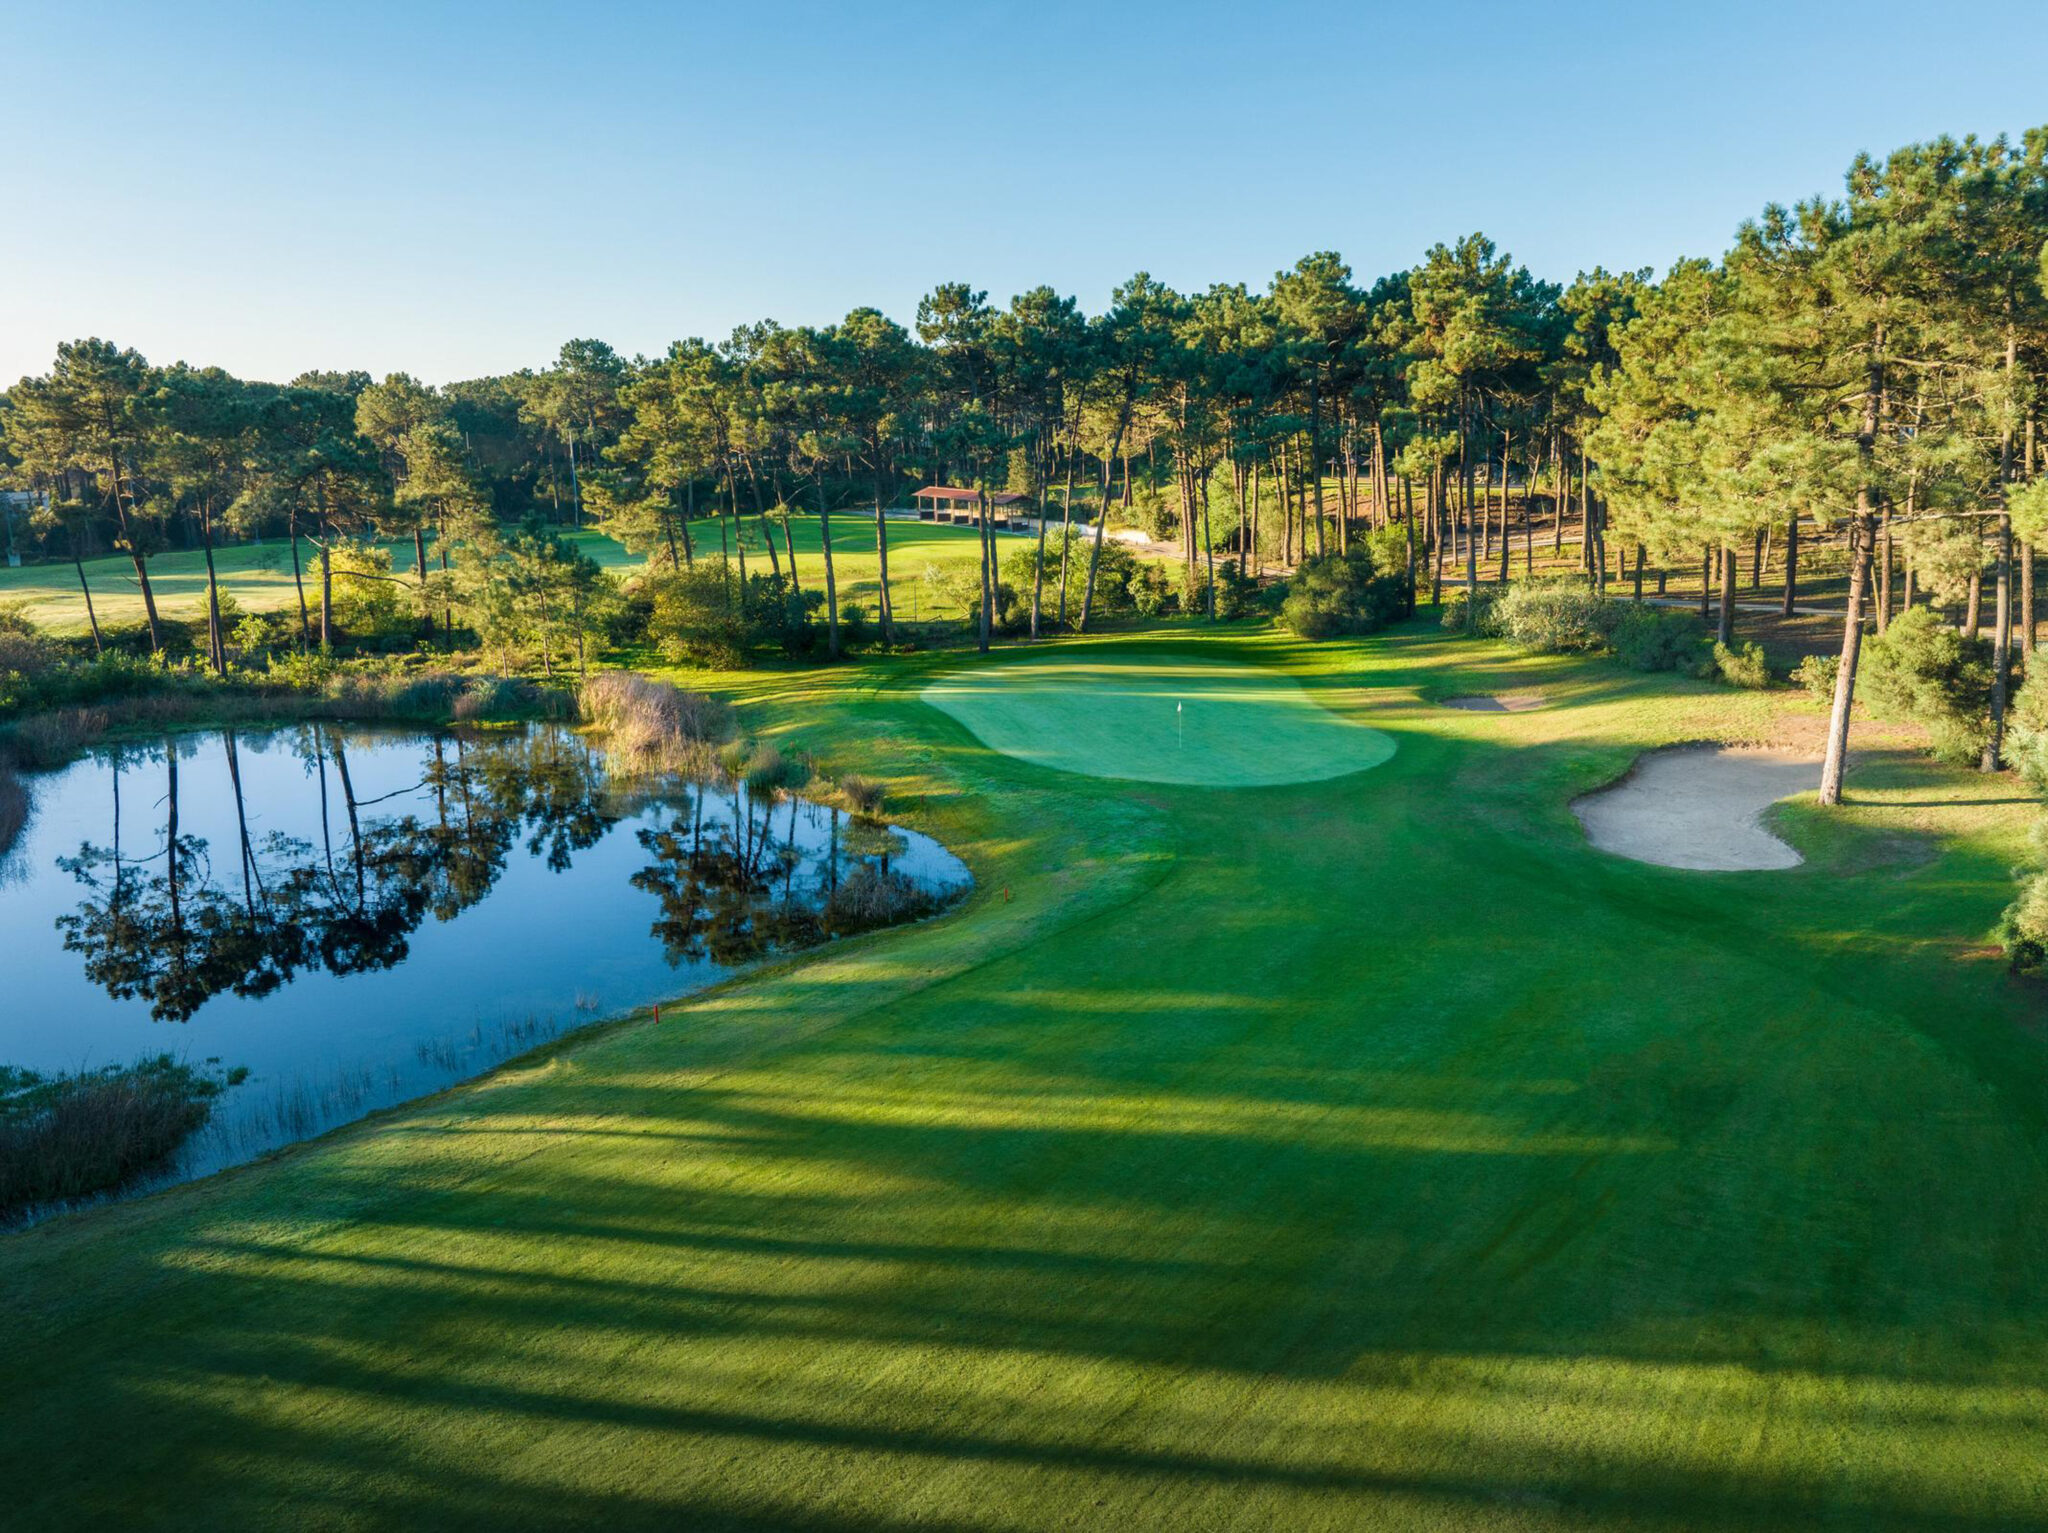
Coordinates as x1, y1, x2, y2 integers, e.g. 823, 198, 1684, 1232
1573, 745, 1818, 870
921, 655, 1395, 787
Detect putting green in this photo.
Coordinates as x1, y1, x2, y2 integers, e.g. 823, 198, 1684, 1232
921, 654, 1395, 786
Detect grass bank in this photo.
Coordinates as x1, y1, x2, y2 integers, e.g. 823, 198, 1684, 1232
3, 619, 2046, 1528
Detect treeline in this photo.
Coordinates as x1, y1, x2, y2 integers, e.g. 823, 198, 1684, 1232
5, 129, 2048, 740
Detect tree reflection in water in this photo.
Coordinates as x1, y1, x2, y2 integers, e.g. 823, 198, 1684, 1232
55, 725, 958, 1023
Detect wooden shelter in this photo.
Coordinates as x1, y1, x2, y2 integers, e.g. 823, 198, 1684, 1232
912, 486, 1033, 530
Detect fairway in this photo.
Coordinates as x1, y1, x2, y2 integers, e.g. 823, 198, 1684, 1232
6, 625, 2048, 1530
921, 653, 1396, 785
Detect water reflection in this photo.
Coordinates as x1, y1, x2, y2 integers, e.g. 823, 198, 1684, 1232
55, 727, 617, 1021
3, 723, 967, 1195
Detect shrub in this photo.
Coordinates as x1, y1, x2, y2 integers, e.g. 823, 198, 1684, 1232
742, 743, 804, 795
1438, 585, 1503, 635
1713, 640, 1773, 689
836, 773, 885, 817
1001, 528, 1152, 622
1492, 579, 1615, 653
1609, 604, 1709, 672
643, 563, 823, 667
1209, 558, 1261, 620
1862, 606, 1992, 765
1280, 547, 1406, 639
2000, 848, 2048, 972
1792, 653, 1840, 703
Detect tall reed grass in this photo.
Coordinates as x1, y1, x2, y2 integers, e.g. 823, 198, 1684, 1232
578, 672, 735, 777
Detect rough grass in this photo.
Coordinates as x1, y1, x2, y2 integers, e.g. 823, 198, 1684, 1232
3, 622, 2047, 1528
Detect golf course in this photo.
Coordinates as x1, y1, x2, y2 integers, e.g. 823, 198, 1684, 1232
7, 620, 2045, 1530
0, 516, 1023, 635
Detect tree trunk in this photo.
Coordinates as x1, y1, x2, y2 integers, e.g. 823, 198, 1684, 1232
106, 446, 163, 652
72, 537, 103, 654
976, 487, 993, 654
289, 512, 311, 649
1782, 512, 1799, 616
201, 507, 226, 676
318, 514, 333, 651
2022, 542, 2036, 679
1056, 453, 1078, 628
1985, 512, 2014, 772
1820, 360, 1885, 808
1965, 570, 1982, 640
816, 474, 840, 657
1080, 425, 1130, 633
873, 462, 894, 643
1717, 542, 1736, 646
414, 524, 433, 638
1876, 506, 1893, 632
1200, 472, 1216, 619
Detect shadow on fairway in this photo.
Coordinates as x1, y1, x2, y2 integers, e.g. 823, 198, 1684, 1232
10, 629, 2048, 1531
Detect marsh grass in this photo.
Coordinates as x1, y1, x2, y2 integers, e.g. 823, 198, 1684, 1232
579, 671, 734, 778
0, 1056, 242, 1221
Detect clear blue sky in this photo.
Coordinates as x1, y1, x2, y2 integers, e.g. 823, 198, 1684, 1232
7, 0, 2046, 386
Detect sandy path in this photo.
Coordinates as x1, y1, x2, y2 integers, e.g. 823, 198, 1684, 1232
1573, 745, 1820, 871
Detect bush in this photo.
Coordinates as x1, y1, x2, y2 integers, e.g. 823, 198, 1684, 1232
2000, 837, 2048, 971
1713, 640, 1773, 689
1609, 604, 1709, 672
1793, 653, 1840, 703
838, 602, 871, 648
836, 773, 885, 817
643, 562, 823, 667
1280, 547, 1406, 639
1210, 558, 1261, 621
1862, 606, 1992, 765
742, 743, 804, 795
1000, 528, 1153, 623
1438, 585, 1502, 635
1492, 579, 1615, 654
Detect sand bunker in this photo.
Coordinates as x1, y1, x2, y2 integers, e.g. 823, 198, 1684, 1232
1573, 745, 1819, 871
1442, 693, 1545, 713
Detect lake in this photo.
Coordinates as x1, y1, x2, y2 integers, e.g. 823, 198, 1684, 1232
0, 723, 969, 1196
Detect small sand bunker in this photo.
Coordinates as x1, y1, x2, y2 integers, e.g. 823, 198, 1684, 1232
1442, 693, 1545, 713
1573, 745, 1819, 871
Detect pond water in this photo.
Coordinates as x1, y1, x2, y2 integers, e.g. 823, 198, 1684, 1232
0, 724, 968, 1196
